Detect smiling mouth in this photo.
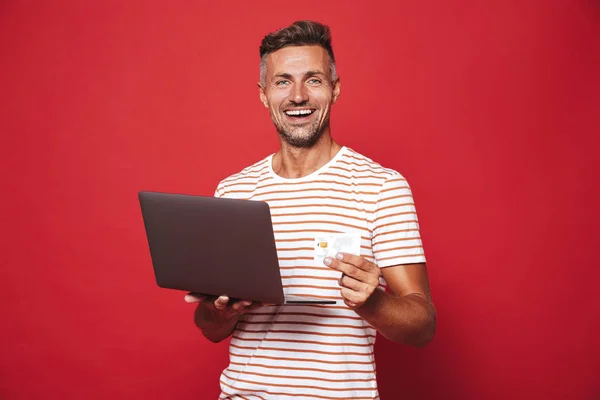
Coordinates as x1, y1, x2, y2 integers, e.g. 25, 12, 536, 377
284, 109, 315, 118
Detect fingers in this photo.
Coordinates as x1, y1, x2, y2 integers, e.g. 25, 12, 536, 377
216, 297, 258, 313
214, 296, 230, 310
184, 293, 207, 303
231, 300, 252, 312
230, 300, 273, 313
328, 253, 377, 272
325, 253, 380, 287
338, 275, 361, 308
185, 294, 271, 314
339, 274, 370, 293
340, 287, 362, 305
327, 254, 381, 309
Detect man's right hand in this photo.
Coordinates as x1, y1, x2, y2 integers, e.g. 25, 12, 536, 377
184, 293, 266, 342
185, 293, 263, 322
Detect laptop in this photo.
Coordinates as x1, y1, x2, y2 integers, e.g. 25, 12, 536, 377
138, 191, 335, 305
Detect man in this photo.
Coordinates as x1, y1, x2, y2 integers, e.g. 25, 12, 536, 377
185, 20, 436, 399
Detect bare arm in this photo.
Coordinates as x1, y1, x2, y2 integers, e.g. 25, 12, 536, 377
325, 255, 436, 347
185, 294, 263, 343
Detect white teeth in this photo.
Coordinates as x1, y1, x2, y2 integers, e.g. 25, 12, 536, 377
285, 109, 313, 116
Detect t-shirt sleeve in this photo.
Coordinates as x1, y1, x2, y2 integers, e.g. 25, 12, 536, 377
372, 172, 427, 268
214, 181, 225, 198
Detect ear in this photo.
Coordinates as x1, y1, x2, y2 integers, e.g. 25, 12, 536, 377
257, 82, 269, 108
332, 78, 341, 104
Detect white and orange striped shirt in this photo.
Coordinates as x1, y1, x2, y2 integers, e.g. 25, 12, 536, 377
215, 146, 426, 400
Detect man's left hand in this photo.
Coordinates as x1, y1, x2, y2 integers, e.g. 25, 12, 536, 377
324, 253, 382, 309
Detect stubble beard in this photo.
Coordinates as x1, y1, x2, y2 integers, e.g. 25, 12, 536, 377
274, 112, 330, 149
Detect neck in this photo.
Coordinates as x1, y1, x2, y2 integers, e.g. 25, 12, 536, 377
272, 133, 342, 179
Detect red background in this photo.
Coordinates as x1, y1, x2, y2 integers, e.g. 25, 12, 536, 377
1, 1, 599, 399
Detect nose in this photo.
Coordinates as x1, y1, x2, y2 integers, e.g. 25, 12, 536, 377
289, 82, 309, 104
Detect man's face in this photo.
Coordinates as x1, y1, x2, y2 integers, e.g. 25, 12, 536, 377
259, 45, 340, 148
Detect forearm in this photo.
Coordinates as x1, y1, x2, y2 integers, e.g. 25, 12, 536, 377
194, 306, 239, 343
354, 288, 436, 347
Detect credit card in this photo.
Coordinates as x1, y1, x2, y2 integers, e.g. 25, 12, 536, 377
314, 233, 361, 263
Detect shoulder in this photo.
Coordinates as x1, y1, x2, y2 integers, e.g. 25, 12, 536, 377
342, 147, 407, 183
214, 154, 273, 197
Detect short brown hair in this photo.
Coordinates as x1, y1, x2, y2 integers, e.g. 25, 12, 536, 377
259, 20, 337, 84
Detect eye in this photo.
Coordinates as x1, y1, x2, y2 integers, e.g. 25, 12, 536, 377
276, 80, 290, 86
307, 78, 322, 84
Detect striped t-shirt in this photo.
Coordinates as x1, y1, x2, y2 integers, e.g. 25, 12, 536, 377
215, 146, 426, 400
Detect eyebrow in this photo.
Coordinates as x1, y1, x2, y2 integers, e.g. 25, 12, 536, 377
272, 70, 327, 81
